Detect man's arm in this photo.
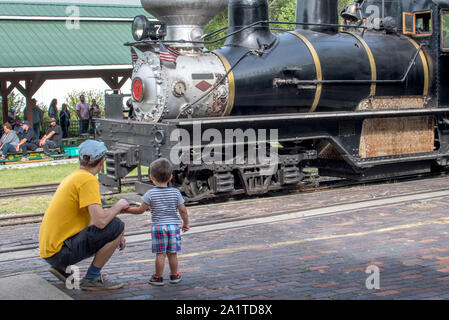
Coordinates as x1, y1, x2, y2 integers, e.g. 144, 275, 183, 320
76, 103, 82, 119
88, 199, 129, 229
16, 138, 27, 151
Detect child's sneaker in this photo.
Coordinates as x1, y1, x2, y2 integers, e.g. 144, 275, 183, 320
169, 273, 182, 284
149, 274, 164, 286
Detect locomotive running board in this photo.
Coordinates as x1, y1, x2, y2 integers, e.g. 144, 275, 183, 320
167, 108, 449, 126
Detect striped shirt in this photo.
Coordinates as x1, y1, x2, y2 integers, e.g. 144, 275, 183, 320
141, 187, 185, 225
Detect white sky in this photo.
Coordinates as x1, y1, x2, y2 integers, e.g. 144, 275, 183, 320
3, 0, 140, 108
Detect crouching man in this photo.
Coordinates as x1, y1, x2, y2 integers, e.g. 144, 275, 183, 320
39, 139, 129, 291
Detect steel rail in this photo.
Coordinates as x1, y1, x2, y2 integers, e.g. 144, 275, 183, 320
1, 179, 449, 257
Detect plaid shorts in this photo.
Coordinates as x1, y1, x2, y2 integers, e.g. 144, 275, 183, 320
151, 224, 182, 253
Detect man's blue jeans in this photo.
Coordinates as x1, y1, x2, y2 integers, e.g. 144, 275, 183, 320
79, 120, 89, 134
1, 143, 16, 156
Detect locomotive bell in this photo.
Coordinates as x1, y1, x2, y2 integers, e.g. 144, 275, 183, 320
140, 0, 227, 48
341, 2, 360, 22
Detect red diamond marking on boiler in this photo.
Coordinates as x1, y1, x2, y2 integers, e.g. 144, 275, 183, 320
196, 81, 212, 92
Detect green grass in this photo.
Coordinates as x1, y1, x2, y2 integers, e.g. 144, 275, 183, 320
0, 162, 147, 214
0, 163, 149, 188
0, 195, 53, 215
0, 163, 80, 188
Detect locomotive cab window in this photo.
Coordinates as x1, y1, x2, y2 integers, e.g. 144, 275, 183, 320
403, 12, 414, 34
442, 10, 449, 51
402, 11, 432, 36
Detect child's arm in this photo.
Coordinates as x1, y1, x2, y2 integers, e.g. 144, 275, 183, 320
178, 204, 189, 232
122, 202, 149, 215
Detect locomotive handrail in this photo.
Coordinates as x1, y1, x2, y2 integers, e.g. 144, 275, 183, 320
167, 108, 449, 126
125, 20, 368, 47
291, 43, 425, 85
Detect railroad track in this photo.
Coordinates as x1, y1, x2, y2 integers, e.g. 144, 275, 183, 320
0, 170, 447, 229
2, 184, 449, 263
0, 175, 148, 199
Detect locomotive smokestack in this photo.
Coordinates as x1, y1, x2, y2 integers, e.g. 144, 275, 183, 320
225, 0, 276, 50
140, 0, 228, 49
295, 0, 338, 33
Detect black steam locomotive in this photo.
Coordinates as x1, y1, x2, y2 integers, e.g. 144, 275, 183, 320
96, 0, 449, 202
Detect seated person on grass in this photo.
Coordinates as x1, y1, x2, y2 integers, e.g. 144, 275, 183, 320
39, 139, 130, 291
16, 120, 39, 161
0, 123, 19, 160
39, 118, 62, 158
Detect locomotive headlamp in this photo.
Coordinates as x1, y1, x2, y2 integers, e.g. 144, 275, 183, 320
132, 15, 149, 41
132, 77, 144, 102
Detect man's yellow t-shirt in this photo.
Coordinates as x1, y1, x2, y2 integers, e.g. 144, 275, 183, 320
39, 169, 102, 258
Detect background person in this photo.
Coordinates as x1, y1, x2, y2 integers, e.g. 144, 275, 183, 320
7, 109, 15, 125
39, 139, 129, 291
59, 103, 71, 138
24, 99, 43, 139
0, 123, 19, 160
48, 98, 59, 125
76, 95, 90, 134
13, 116, 23, 135
39, 118, 62, 158
16, 120, 39, 161
89, 99, 102, 134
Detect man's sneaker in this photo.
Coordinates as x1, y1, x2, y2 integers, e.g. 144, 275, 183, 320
20, 157, 28, 162
169, 273, 182, 284
49, 266, 71, 283
149, 274, 164, 286
80, 274, 124, 291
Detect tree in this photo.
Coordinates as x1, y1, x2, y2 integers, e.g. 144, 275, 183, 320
203, 0, 353, 50
204, 8, 228, 51
0, 91, 26, 124
8, 91, 26, 115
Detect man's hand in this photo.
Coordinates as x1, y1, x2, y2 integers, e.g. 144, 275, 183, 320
15, 145, 19, 152
182, 224, 190, 232
116, 199, 130, 212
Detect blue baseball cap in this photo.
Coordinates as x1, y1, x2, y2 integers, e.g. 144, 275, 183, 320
78, 140, 108, 161
22, 120, 30, 126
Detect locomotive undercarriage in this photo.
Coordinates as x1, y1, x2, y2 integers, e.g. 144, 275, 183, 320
96, 106, 449, 202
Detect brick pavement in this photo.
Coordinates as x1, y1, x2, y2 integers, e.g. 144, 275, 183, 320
1, 177, 449, 299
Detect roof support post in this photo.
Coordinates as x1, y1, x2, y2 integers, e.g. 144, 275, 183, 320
102, 75, 129, 94
0, 80, 18, 123
15, 74, 46, 127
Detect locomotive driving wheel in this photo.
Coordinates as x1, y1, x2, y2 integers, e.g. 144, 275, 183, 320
182, 171, 214, 201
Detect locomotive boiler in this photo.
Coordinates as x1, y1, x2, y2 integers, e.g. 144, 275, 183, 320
96, 0, 449, 201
